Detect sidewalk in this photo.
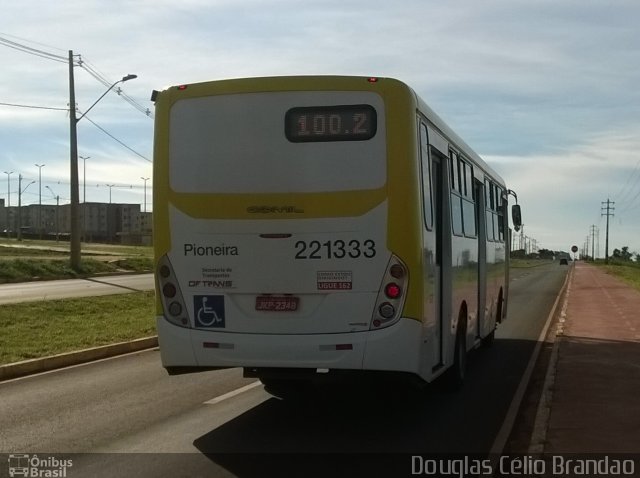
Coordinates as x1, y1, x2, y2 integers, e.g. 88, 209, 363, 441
542, 261, 640, 453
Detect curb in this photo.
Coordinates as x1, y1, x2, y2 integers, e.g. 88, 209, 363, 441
528, 262, 575, 453
0, 336, 158, 382
489, 262, 573, 457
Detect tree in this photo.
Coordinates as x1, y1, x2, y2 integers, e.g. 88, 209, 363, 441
613, 246, 634, 261
538, 248, 555, 260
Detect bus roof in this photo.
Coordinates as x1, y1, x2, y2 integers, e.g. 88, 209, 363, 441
154, 75, 506, 187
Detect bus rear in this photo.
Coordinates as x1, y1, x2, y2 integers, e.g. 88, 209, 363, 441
152, 77, 424, 383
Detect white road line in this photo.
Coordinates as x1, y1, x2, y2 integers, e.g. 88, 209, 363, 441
203, 381, 262, 405
489, 264, 573, 457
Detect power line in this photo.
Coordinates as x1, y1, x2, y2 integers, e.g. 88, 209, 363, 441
78, 55, 153, 118
0, 34, 152, 118
80, 113, 152, 163
0, 101, 68, 111
618, 187, 640, 213
0, 31, 67, 53
0, 35, 68, 63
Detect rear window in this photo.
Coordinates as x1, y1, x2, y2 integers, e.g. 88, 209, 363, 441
169, 91, 386, 194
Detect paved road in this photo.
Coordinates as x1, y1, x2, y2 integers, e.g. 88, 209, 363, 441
0, 273, 154, 304
0, 263, 567, 477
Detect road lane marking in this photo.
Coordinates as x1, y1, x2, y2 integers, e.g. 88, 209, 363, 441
203, 381, 262, 405
489, 264, 573, 457
0, 347, 159, 384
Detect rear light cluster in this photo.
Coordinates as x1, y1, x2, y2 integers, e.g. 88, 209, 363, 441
157, 255, 190, 328
370, 255, 408, 330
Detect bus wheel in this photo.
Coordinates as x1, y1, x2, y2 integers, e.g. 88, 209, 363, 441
260, 378, 311, 400
444, 321, 467, 390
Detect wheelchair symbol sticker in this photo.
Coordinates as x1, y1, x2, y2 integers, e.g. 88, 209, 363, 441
194, 295, 225, 328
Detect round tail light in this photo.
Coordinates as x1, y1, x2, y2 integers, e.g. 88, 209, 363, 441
385, 283, 402, 299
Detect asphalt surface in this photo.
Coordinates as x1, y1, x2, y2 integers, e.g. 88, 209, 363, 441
0, 263, 567, 477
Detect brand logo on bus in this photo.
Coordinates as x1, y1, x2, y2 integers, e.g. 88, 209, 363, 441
246, 206, 305, 214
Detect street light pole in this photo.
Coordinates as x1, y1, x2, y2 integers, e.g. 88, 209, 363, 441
140, 177, 149, 213
80, 156, 90, 203
3, 171, 12, 207
80, 155, 90, 242
46, 185, 60, 242
35, 163, 45, 239
68, 46, 136, 270
3, 170, 12, 238
106, 184, 115, 204
17, 174, 35, 241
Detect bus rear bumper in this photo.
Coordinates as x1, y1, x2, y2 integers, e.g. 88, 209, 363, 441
156, 316, 424, 377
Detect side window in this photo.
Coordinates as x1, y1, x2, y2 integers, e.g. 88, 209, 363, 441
460, 158, 476, 238
451, 192, 464, 236
485, 179, 492, 209
492, 184, 500, 240
496, 186, 505, 242
419, 123, 433, 230
485, 179, 495, 242
484, 179, 507, 243
449, 151, 463, 236
449, 151, 459, 192
464, 161, 473, 200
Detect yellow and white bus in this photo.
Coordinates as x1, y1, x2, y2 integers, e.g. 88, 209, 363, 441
151, 76, 521, 392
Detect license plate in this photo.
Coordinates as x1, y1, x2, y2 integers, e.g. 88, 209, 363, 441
255, 296, 299, 312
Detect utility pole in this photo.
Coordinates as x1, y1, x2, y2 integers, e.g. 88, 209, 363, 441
601, 199, 615, 264
590, 224, 597, 261
69, 50, 81, 270
68, 51, 136, 267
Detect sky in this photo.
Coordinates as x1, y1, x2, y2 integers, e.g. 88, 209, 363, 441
1, 0, 639, 256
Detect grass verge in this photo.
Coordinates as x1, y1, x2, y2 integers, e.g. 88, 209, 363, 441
0, 239, 153, 283
596, 260, 640, 291
0, 257, 153, 283
0, 291, 155, 365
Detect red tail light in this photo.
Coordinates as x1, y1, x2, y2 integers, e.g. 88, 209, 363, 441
370, 255, 408, 330
157, 255, 190, 328
385, 283, 402, 299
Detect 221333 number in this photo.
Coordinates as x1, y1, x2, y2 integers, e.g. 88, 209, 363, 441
294, 239, 376, 260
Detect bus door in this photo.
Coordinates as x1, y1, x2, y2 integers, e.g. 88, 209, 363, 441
424, 121, 453, 372
421, 122, 447, 370
475, 179, 487, 340
432, 154, 444, 367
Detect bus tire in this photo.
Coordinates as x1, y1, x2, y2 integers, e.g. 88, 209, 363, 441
444, 320, 467, 391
